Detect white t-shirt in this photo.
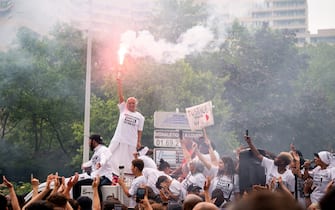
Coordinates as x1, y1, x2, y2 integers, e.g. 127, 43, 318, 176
309, 166, 335, 203
83, 144, 114, 181
111, 102, 145, 146
181, 172, 206, 192
142, 168, 167, 194
128, 175, 147, 208
261, 157, 295, 192
169, 179, 185, 202
139, 155, 157, 169
209, 167, 240, 201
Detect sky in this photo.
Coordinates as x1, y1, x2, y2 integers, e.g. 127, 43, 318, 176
0, 0, 334, 50
308, 0, 335, 33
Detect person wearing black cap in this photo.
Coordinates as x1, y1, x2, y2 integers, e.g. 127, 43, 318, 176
72, 134, 114, 201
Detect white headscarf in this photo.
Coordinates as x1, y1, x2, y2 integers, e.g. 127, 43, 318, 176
317, 151, 335, 166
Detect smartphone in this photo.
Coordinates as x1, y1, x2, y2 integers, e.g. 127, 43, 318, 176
245, 129, 248, 136
136, 187, 146, 203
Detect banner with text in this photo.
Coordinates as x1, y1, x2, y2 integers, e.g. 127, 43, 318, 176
185, 101, 214, 131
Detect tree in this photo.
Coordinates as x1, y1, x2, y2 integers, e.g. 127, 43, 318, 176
293, 43, 335, 155
148, 0, 208, 41
0, 25, 87, 180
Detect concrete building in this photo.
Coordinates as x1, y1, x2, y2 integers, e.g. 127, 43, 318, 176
307, 29, 335, 45
241, 0, 309, 43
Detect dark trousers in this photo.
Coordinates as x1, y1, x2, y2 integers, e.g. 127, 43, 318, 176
72, 176, 112, 201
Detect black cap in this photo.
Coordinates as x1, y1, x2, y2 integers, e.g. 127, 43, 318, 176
89, 134, 103, 144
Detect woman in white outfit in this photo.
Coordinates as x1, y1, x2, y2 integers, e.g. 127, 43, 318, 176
108, 78, 145, 174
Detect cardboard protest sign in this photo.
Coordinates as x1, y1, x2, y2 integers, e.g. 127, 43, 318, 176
185, 101, 214, 131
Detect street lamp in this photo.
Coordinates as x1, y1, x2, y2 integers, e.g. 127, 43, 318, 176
83, 0, 92, 163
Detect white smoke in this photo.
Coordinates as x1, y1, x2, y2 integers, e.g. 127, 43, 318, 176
118, 0, 268, 63
119, 25, 214, 64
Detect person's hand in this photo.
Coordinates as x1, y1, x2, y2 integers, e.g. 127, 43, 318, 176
31, 176, 40, 188
303, 178, 313, 194
136, 142, 142, 150
268, 177, 277, 191
252, 184, 269, 192
303, 160, 311, 170
277, 176, 283, 187
2, 176, 13, 189
291, 166, 300, 176
202, 128, 210, 146
139, 188, 153, 210
204, 176, 211, 192
244, 135, 251, 144
92, 176, 100, 189
67, 173, 79, 189
46, 173, 55, 190
118, 177, 125, 186
159, 188, 169, 202
290, 144, 300, 162
58, 176, 66, 193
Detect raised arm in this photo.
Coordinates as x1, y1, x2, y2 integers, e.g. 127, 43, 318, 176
290, 145, 302, 179
244, 135, 263, 161
180, 136, 192, 164
22, 174, 53, 210
63, 173, 79, 199
3, 176, 20, 210
31, 175, 40, 199
117, 78, 125, 103
203, 128, 218, 166
193, 143, 212, 170
92, 176, 101, 210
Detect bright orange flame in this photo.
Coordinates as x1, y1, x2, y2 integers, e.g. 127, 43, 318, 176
118, 44, 127, 65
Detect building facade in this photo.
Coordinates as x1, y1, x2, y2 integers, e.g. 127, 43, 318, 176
241, 0, 308, 43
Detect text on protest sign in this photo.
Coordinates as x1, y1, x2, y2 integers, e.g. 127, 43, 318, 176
185, 101, 214, 131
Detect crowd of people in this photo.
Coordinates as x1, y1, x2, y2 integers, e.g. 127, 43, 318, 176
1, 132, 335, 210
1, 78, 335, 210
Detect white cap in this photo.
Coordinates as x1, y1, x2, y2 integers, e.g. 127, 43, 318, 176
317, 151, 332, 165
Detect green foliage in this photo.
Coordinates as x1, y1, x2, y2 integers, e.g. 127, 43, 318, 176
293, 43, 335, 155
1, 0, 335, 182
0, 25, 87, 180
149, 0, 208, 41
0, 181, 32, 196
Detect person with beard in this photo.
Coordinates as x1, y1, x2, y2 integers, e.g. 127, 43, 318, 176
244, 135, 295, 195
72, 134, 114, 200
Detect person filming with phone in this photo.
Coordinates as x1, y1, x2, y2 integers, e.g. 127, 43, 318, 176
244, 133, 295, 195
118, 159, 146, 209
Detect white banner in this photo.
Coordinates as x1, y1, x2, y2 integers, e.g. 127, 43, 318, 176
185, 101, 214, 131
